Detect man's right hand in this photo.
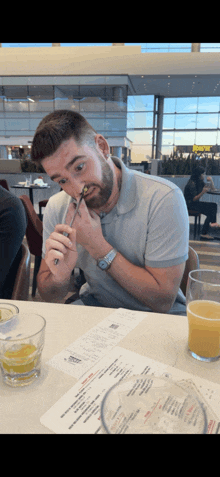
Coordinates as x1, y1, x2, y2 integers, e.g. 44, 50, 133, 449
45, 224, 78, 282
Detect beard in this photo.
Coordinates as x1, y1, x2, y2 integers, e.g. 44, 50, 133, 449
84, 153, 114, 209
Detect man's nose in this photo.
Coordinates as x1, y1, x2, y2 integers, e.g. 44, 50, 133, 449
71, 182, 85, 199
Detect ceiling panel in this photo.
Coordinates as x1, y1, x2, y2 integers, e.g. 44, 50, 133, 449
129, 75, 220, 97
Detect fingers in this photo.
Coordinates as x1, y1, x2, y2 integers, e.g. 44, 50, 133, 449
55, 223, 74, 236
45, 226, 78, 278
45, 227, 77, 256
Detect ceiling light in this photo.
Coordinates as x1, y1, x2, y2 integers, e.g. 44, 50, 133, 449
27, 96, 35, 102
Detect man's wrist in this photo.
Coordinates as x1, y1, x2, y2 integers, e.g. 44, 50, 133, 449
87, 240, 113, 261
52, 271, 71, 287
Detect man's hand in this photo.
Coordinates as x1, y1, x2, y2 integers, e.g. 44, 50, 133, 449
202, 185, 210, 194
45, 224, 78, 282
66, 199, 110, 259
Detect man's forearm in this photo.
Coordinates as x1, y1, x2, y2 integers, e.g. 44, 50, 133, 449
37, 270, 73, 303
106, 252, 173, 312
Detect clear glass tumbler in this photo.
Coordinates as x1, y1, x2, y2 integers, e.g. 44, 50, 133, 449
0, 313, 46, 386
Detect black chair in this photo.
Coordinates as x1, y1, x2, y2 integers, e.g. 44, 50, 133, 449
0, 179, 9, 191
11, 243, 31, 300
188, 209, 201, 239
180, 245, 200, 297
19, 195, 43, 297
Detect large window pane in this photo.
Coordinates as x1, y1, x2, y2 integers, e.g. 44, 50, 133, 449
54, 85, 80, 111
195, 131, 218, 145
128, 130, 153, 162
28, 85, 54, 112
4, 100, 29, 112
81, 117, 105, 131
164, 98, 176, 113
175, 114, 197, 129
29, 100, 53, 112
174, 131, 196, 145
0, 119, 5, 131
105, 118, 127, 133
127, 95, 154, 111
162, 145, 173, 156
176, 97, 198, 113
54, 98, 80, 111
105, 87, 127, 112
80, 96, 105, 112
162, 131, 174, 146
5, 118, 29, 130
200, 43, 220, 52
79, 85, 106, 111
197, 113, 219, 129
127, 129, 152, 144
0, 95, 4, 112
198, 97, 220, 112
217, 130, 220, 144
127, 112, 153, 128
30, 118, 42, 131
140, 43, 191, 52
163, 114, 175, 129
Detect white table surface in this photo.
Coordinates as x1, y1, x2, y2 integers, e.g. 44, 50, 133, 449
1, 298, 220, 434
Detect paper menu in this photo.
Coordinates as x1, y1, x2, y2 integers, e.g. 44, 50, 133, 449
41, 346, 220, 434
47, 308, 147, 380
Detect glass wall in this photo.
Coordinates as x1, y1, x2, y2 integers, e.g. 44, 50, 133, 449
0, 83, 127, 139
162, 97, 220, 156
127, 95, 154, 162
1, 83, 220, 164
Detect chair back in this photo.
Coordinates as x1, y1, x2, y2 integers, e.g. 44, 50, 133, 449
11, 243, 30, 300
0, 179, 9, 191
19, 195, 43, 256
180, 245, 200, 297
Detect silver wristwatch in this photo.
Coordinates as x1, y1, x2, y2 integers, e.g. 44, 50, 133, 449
97, 248, 117, 271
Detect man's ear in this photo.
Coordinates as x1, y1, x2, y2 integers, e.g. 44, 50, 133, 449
95, 134, 110, 159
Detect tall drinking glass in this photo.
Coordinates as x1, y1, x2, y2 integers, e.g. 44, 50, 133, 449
186, 269, 220, 362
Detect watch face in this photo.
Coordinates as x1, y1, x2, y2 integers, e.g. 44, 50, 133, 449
98, 260, 108, 270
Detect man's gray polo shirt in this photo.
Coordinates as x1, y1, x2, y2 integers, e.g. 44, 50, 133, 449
42, 157, 189, 314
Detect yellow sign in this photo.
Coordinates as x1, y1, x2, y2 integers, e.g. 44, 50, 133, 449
193, 145, 212, 152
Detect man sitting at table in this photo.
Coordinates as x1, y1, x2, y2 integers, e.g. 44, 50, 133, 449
31, 110, 189, 315
0, 185, 27, 298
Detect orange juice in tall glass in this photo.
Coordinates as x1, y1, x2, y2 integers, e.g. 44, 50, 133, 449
187, 300, 220, 359
186, 270, 220, 362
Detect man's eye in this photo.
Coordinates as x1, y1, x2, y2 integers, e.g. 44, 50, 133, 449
75, 163, 84, 172
59, 178, 67, 185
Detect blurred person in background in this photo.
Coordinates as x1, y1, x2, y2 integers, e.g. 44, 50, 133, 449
184, 166, 218, 240
0, 186, 27, 298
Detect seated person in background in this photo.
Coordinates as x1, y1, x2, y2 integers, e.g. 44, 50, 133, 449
184, 166, 218, 240
0, 186, 27, 298
31, 110, 189, 316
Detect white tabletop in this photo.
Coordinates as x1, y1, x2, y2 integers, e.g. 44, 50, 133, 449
1, 299, 220, 434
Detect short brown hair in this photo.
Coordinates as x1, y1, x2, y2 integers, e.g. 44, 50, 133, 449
31, 110, 97, 163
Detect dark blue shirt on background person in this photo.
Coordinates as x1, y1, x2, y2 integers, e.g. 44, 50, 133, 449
184, 166, 217, 240
0, 185, 27, 298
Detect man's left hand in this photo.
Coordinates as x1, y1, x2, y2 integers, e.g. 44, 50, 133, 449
65, 199, 110, 259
